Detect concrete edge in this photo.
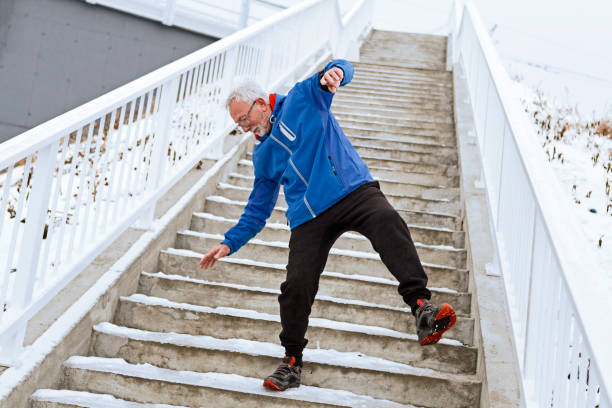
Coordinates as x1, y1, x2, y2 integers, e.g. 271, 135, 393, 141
0, 133, 253, 408
452, 62, 522, 407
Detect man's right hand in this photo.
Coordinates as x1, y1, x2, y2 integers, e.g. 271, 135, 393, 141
199, 244, 230, 269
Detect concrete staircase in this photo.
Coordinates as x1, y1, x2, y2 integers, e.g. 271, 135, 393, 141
29, 30, 482, 408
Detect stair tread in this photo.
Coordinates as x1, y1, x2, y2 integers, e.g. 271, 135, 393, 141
63, 356, 416, 408
31, 389, 187, 407
120, 293, 466, 348
93, 322, 477, 384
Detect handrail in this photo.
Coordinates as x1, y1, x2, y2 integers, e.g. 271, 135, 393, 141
0, 0, 372, 365
450, 1, 612, 406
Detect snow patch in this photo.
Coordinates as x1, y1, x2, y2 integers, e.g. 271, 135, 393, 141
64, 356, 416, 407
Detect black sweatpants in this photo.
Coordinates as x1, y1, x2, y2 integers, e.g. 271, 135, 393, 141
278, 181, 431, 357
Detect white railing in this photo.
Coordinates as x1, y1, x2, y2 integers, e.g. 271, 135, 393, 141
449, 2, 612, 407
84, 0, 292, 38
0, 0, 371, 365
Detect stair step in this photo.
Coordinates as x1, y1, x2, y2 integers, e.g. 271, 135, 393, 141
174, 232, 471, 310
352, 62, 450, 78
337, 125, 455, 145
214, 183, 460, 216
347, 135, 456, 156
138, 271, 473, 345
62, 356, 407, 408
333, 108, 454, 129
334, 117, 455, 140
191, 210, 465, 248
245, 150, 458, 176
221, 174, 459, 203
31, 389, 186, 407
358, 155, 459, 177
91, 322, 480, 407
336, 88, 452, 105
352, 144, 457, 166
193, 202, 464, 254
342, 83, 452, 99
332, 104, 453, 123
332, 95, 453, 112
350, 76, 451, 90
351, 72, 451, 88
204, 196, 462, 230
116, 294, 477, 375
236, 159, 460, 188
159, 248, 470, 302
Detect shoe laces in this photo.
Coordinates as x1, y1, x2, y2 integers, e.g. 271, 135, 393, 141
416, 300, 435, 317
273, 356, 298, 377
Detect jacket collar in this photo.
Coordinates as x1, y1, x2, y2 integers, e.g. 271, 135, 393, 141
255, 93, 286, 143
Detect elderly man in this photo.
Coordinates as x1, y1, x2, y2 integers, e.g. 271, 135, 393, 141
199, 59, 456, 391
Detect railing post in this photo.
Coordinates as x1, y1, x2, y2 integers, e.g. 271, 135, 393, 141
239, 0, 252, 29
1, 142, 57, 364
13, 142, 57, 309
162, 0, 176, 26
204, 49, 238, 160
135, 78, 179, 229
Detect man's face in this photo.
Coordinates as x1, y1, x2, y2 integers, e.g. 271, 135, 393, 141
229, 98, 271, 136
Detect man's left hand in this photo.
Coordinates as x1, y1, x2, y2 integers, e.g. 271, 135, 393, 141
320, 67, 344, 93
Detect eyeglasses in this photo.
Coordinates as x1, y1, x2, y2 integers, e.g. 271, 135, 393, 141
237, 100, 257, 125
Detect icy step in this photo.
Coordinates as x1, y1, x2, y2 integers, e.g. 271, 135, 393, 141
190, 210, 464, 249
332, 104, 454, 123
351, 144, 458, 166
351, 65, 450, 82
243, 150, 458, 177
159, 248, 470, 305
350, 73, 452, 88
352, 61, 451, 79
91, 323, 480, 407
340, 84, 452, 100
236, 158, 460, 189
204, 195, 461, 231
220, 175, 460, 217
348, 77, 451, 93
221, 174, 459, 203
333, 124, 456, 146
62, 356, 415, 408
335, 90, 452, 107
333, 110, 455, 132
187, 208, 466, 266
332, 95, 454, 113
332, 103, 453, 123
334, 117, 455, 139
175, 231, 470, 296
30, 389, 187, 407
116, 294, 477, 375
138, 271, 474, 345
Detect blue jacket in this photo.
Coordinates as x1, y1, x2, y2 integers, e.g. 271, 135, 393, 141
221, 59, 373, 255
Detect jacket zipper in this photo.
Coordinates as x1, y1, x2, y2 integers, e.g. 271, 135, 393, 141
328, 156, 337, 176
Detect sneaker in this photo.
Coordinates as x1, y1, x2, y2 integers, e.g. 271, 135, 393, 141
415, 299, 457, 346
263, 356, 302, 391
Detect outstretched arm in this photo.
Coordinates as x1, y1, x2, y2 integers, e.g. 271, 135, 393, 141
199, 176, 280, 269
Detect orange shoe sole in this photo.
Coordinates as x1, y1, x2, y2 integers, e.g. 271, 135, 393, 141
420, 303, 457, 346
263, 378, 282, 391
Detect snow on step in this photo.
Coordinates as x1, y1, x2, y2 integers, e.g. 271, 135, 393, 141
177, 230, 462, 268
64, 356, 416, 408
94, 322, 445, 378
32, 389, 187, 407
121, 294, 463, 346
141, 271, 413, 312
162, 248, 458, 292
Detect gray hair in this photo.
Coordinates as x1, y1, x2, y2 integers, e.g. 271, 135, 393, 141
225, 81, 267, 109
